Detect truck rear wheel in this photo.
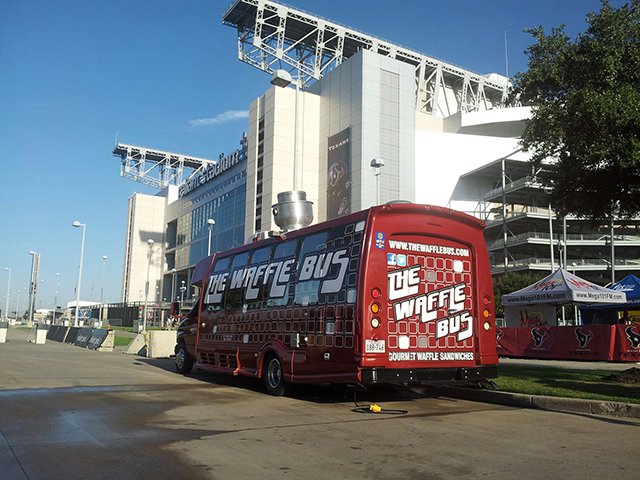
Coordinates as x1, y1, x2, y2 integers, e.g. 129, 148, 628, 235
175, 342, 194, 374
263, 354, 290, 396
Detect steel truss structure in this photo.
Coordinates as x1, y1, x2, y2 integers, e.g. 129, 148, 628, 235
113, 143, 213, 189
223, 0, 509, 116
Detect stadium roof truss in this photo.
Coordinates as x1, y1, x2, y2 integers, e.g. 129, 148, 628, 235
223, 0, 510, 116
113, 143, 213, 189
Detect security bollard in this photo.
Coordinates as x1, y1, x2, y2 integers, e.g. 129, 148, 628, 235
35, 323, 49, 344
0, 321, 8, 343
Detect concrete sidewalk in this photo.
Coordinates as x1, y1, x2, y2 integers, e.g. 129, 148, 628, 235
0, 326, 189, 391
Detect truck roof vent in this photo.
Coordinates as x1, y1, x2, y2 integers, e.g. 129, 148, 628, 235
272, 191, 313, 232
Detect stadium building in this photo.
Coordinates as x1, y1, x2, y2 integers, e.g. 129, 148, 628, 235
115, 0, 639, 307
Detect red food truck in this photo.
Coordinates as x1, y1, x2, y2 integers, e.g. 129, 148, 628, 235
174, 203, 498, 395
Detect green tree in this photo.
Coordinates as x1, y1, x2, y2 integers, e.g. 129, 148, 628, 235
493, 271, 546, 318
514, 0, 640, 219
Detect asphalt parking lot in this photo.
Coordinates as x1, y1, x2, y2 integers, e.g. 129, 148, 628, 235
1, 327, 639, 480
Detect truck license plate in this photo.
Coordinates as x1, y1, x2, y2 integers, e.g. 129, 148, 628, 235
365, 339, 386, 353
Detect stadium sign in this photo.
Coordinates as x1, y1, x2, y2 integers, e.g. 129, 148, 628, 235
179, 135, 247, 198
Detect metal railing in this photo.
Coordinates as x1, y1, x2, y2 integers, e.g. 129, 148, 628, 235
491, 257, 640, 273
488, 232, 640, 250
484, 176, 543, 201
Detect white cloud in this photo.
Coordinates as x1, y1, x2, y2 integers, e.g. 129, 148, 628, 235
189, 110, 249, 127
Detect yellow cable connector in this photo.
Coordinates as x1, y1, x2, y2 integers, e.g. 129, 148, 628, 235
369, 404, 382, 413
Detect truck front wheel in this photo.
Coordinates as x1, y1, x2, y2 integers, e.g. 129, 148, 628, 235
175, 342, 194, 374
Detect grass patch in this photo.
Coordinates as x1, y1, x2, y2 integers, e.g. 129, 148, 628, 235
495, 364, 640, 405
108, 326, 170, 332
114, 336, 132, 347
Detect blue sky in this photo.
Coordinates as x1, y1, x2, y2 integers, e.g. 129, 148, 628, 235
0, 0, 619, 313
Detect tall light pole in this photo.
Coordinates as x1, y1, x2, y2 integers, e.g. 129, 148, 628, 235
143, 239, 154, 332
610, 216, 616, 285
180, 280, 186, 304
3, 267, 10, 321
53, 273, 60, 324
543, 188, 555, 271
72, 221, 86, 327
28, 251, 39, 327
170, 268, 177, 302
370, 158, 385, 205
99, 255, 107, 322
207, 218, 216, 256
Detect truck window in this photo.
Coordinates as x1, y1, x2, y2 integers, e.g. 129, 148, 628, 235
203, 256, 231, 312
225, 253, 249, 310
269, 240, 299, 307
213, 257, 230, 273
294, 232, 326, 306
246, 247, 272, 310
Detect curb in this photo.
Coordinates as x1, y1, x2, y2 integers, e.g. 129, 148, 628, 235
432, 386, 640, 419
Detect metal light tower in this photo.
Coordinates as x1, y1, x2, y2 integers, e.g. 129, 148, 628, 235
99, 255, 107, 322
72, 221, 86, 327
53, 273, 60, 324
3, 267, 10, 321
28, 251, 39, 327
170, 268, 177, 302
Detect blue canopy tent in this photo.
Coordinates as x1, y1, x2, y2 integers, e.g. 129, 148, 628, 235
579, 274, 640, 324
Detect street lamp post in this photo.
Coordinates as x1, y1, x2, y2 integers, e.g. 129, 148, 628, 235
52, 273, 60, 324
370, 159, 385, 205
170, 268, 177, 302
72, 221, 86, 327
548, 206, 555, 270
543, 188, 555, 272
143, 239, 154, 333
207, 218, 216, 256
180, 280, 186, 304
28, 251, 39, 327
99, 255, 107, 322
3, 267, 10, 321
610, 217, 616, 285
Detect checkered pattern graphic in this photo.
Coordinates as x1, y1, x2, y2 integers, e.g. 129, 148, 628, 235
201, 304, 356, 349
386, 254, 475, 351
200, 222, 362, 351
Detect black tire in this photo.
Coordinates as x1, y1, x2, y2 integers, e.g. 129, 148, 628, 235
175, 341, 194, 374
263, 354, 290, 396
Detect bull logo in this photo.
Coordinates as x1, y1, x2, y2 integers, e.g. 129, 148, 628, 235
625, 326, 640, 349
575, 327, 593, 349
531, 328, 549, 347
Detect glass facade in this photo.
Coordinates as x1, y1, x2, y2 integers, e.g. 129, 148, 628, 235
163, 139, 248, 302
171, 175, 247, 268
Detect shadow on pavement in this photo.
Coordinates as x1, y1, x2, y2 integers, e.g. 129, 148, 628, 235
136, 356, 467, 408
